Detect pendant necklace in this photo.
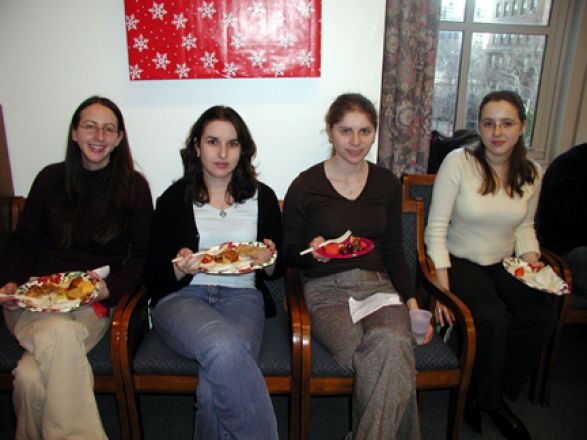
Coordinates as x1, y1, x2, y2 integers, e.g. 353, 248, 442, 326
219, 207, 227, 218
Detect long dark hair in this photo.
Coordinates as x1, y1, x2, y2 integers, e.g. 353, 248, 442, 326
60, 96, 135, 246
180, 106, 258, 204
325, 93, 377, 156
469, 90, 538, 197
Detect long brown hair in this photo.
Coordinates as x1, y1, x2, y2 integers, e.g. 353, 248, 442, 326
60, 96, 135, 246
469, 90, 538, 197
180, 106, 258, 205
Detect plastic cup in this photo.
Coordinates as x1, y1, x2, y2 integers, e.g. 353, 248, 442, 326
409, 309, 432, 344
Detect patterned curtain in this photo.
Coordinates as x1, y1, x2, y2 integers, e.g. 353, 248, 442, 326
377, 0, 440, 176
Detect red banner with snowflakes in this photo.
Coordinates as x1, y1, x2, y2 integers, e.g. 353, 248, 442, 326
124, 0, 321, 80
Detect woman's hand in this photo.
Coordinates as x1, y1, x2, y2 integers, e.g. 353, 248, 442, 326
253, 239, 276, 266
309, 236, 330, 263
0, 283, 20, 310
173, 248, 203, 280
520, 251, 544, 270
434, 301, 455, 327
87, 271, 110, 302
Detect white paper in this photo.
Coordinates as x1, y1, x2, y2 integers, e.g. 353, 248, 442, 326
349, 292, 402, 324
92, 265, 110, 279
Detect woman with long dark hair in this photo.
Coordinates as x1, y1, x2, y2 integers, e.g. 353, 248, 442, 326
0, 96, 153, 439
145, 106, 281, 440
425, 90, 556, 440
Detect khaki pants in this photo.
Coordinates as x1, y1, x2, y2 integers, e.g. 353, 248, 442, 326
4, 306, 110, 440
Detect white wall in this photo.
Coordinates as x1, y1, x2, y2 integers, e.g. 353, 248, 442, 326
0, 0, 386, 200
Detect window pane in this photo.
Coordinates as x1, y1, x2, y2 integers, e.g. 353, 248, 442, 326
474, 0, 551, 25
432, 31, 463, 135
464, 32, 546, 144
440, 0, 466, 21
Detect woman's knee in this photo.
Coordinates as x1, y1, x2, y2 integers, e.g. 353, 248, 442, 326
13, 355, 44, 397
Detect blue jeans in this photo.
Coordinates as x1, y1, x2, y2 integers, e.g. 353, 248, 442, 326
152, 285, 278, 440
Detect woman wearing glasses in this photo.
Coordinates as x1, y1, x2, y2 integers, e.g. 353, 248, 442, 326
0, 96, 153, 440
425, 90, 556, 440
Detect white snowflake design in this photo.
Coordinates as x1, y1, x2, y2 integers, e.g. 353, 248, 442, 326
221, 13, 237, 28
297, 1, 315, 18
271, 62, 286, 77
172, 13, 188, 30
126, 14, 140, 31
129, 64, 143, 80
200, 52, 218, 69
175, 63, 191, 79
148, 2, 167, 20
181, 33, 197, 50
248, 50, 266, 67
230, 34, 246, 50
152, 52, 171, 70
279, 34, 296, 48
297, 50, 315, 67
270, 11, 285, 27
198, 2, 217, 20
249, 1, 266, 17
223, 62, 239, 78
133, 34, 149, 52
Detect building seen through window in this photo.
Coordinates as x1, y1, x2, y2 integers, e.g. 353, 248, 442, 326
433, 0, 553, 149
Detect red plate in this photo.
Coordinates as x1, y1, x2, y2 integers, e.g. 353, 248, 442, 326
315, 238, 375, 259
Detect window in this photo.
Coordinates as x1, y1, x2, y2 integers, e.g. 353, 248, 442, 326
431, 0, 570, 161
513, 0, 519, 15
521, 0, 528, 14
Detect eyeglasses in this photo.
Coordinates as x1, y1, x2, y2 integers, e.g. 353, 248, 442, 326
78, 122, 119, 137
479, 119, 520, 131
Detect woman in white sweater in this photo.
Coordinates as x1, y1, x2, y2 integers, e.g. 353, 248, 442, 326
425, 90, 556, 440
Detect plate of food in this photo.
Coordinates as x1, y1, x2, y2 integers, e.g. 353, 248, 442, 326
315, 235, 374, 259
0, 272, 99, 312
197, 241, 276, 274
502, 257, 570, 295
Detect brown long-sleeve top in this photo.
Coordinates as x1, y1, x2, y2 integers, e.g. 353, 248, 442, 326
0, 162, 153, 307
282, 162, 416, 302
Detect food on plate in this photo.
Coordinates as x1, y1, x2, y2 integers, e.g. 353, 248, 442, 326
323, 242, 341, 257
338, 236, 368, 255
196, 241, 276, 274
319, 235, 370, 258
22, 274, 95, 302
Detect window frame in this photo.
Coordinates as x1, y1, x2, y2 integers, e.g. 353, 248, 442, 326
437, 0, 571, 162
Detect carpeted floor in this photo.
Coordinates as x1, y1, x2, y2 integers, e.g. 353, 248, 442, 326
1, 326, 586, 439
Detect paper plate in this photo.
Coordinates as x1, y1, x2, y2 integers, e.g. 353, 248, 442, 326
315, 237, 374, 259
502, 257, 569, 296
5, 272, 99, 312
197, 241, 277, 274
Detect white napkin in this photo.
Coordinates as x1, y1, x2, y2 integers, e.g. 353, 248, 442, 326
349, 292, 402, 324
92, 265, 110, 279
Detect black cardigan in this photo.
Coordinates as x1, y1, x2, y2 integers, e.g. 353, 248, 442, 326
145, 178, 283, 315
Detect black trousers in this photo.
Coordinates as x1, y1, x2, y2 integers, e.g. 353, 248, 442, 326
448, 256, 557, 410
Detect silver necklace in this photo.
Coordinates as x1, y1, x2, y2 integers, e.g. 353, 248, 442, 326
219, 207, 227, 218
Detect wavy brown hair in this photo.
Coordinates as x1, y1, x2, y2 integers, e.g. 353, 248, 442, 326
180, 106, 258, 205
59, 96, 135, 246
468, 90, 538, 197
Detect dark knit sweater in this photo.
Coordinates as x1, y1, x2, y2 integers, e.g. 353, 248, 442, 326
0, 162, 153, 307
282, 162, 416, 301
